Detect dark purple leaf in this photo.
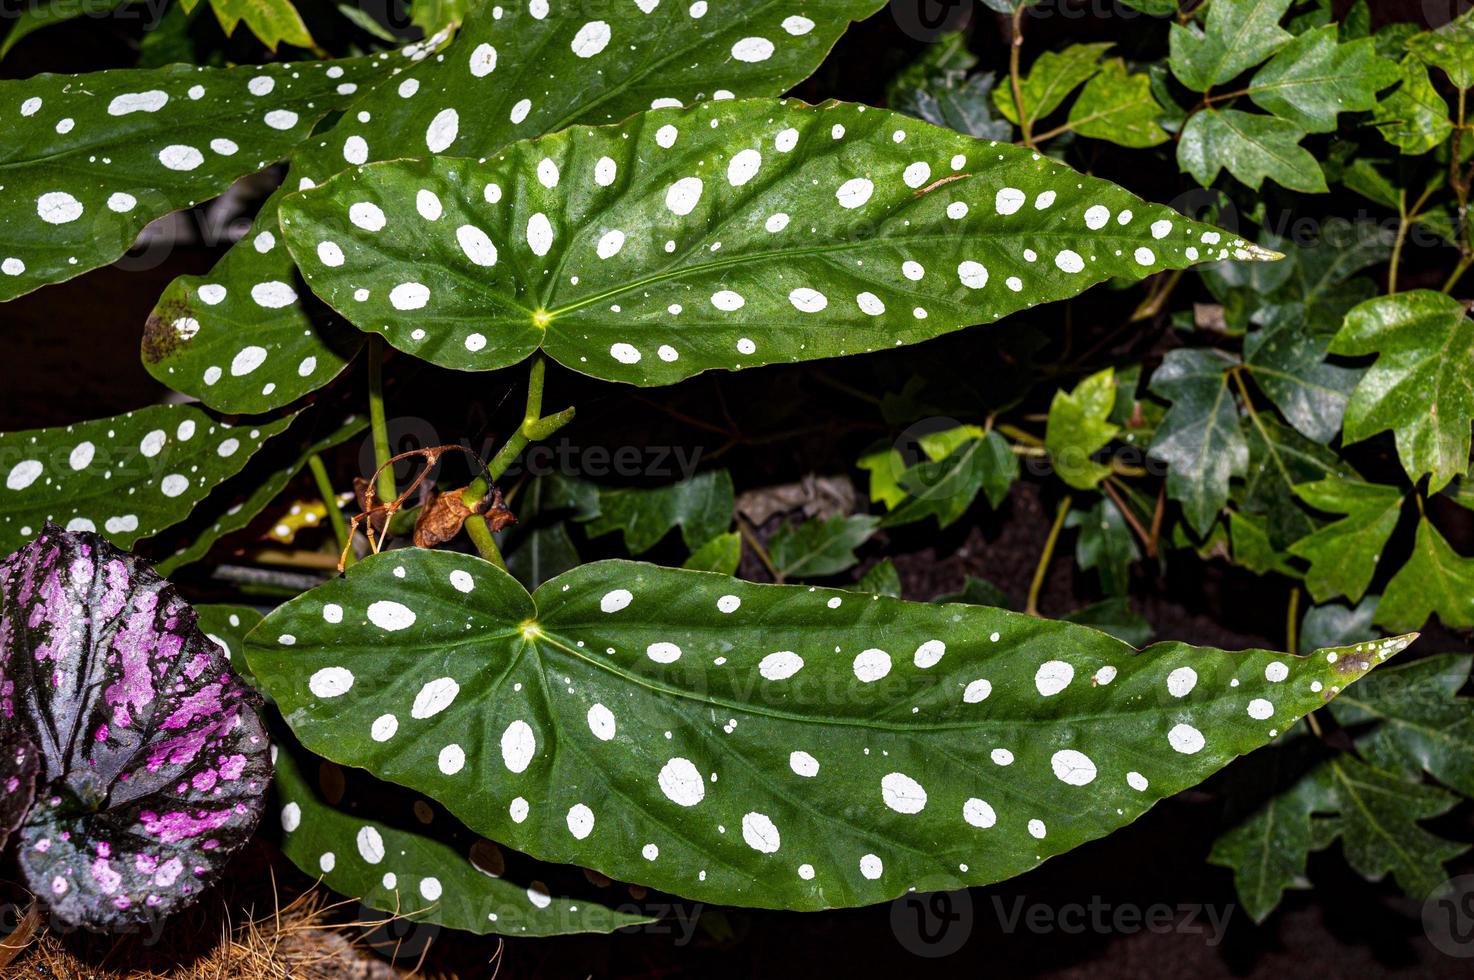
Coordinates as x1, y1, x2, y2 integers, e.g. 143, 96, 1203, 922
0, 525, 271, 930
0, 727, 38, 853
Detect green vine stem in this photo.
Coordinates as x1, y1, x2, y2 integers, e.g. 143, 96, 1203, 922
1026, 494, 1073, 617
367, 336, 397, 505
306, 453, 351, 567
461, 356, 576, 567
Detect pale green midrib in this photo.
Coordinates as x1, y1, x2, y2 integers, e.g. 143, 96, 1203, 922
542, 227, 1184, 321
528, 626, 1277, 734
1328, 759, 1432, 875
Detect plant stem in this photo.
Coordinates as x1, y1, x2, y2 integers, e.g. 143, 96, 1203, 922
1009, 7, 1032, 147
461, 357, 575, 567
307, 453, 351, 566
1286, 585, 1300, 655
1443, 253, 1474, 293
367, 337, 396, 504
737, 516, 782, 583
1026, 494, 1073, 616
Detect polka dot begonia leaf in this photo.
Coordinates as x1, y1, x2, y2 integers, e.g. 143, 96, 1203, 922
246, 550, 1414, 911
0, 404, 295, 557
195, 604, 265, 690
142, 0, 890, 414
0, 49, 421, 303
276, 97, 1279, 386
2, 527, 272, 930
271, 729, 663, 936
153, 411, 366, 576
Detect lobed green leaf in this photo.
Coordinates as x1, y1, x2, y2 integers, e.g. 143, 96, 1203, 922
248, 550, 1413, 911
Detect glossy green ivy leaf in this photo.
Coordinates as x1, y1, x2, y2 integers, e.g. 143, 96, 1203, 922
882, 431, 1016, 530
0, 405, 293, 557
271, 728, 659, 936
500, 476, 587, 590
1228, 511, 1300, 578
1311, 754, 1465, 901
1066, 60, 1169, 148
0, 52, 407, 303
1060, 598, 1152, 647
1046, 368, 1119, 491
768, 513, 878, 579
1407, 9, 1474, 89
1371, 56, 1453, 155
683, 532, 742, 576
1298, 597, 1378, 654
1117, 0, 1179, 14
143, 0, 889, 413
155, 411, 367, 575
1178, 108, 1326, 193
0, 0, 125, 60
582, 471, 733, 556
279, 97, 1269, 385
1243, 312, 1362, 445
1207, 729, 1328, 923
1147, 349, 1246, 537
885, 33, 1013, 142
932, 575, 1011, 608
855, 558, 902, 597
1236, 413, 1352, 550
247, 550, 1413, 911
1377, 517, 1474, 631
1169, 0, 1293, 92
993, 43, 1111, 128
1331, 291, 1474, 493
1286, 478, 1404, 604
1330, 653, 1474, 798
181, 0, 315, 51
1246, 26, 1392, 133
1066, 497, 1139, 596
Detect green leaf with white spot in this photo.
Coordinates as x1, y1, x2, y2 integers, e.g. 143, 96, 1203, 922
271, 728, 659, 936
155, 411, 367, 576
1376, 517, 1474, 631
1247, 26, 1393, 133
1286, 478, 1404, 604
1169, 0, 1293, 92
768, 513, 878, 579
0, 53, 405, 303
0, 405, 293, 557
993, 43, 1112, 128
1046, 368, 1119, 491
246, 549, 1414, 911
1178, 109, 1327, 193
1330, 291, 1474, 493
581, 471, 734, 556
1065, 59, 1170, 148
1147, 349, 1247, 537
279, 97, 1264, 385
197, 604, 265, 689
142, 0, 891, 413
